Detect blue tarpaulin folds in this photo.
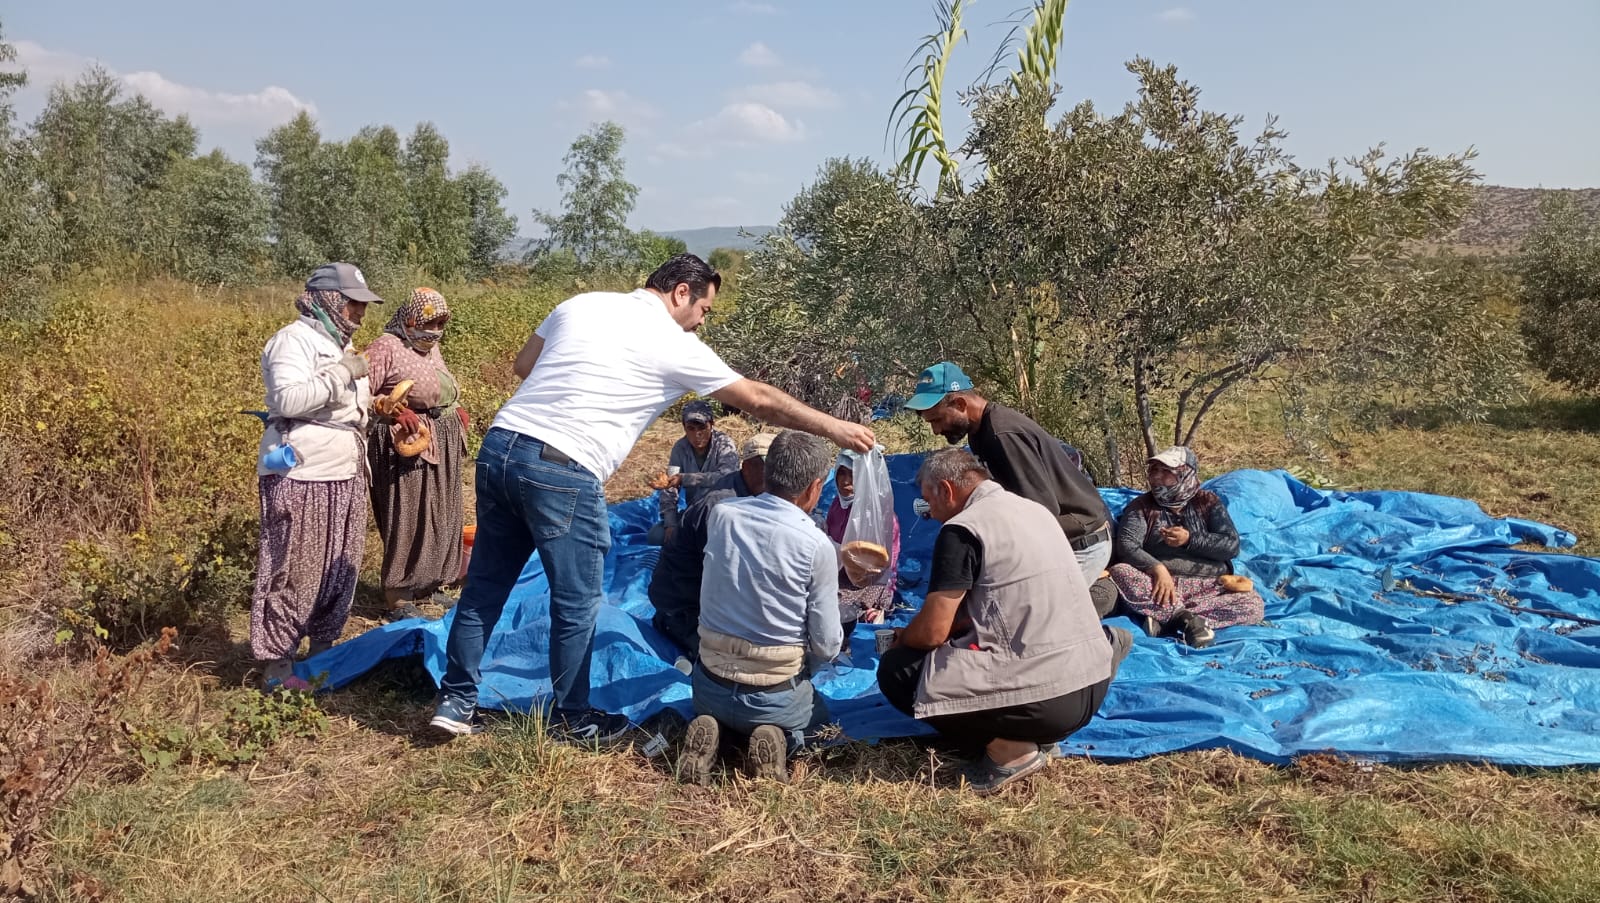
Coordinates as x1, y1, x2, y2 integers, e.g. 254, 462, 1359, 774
297, 459, 1600, 766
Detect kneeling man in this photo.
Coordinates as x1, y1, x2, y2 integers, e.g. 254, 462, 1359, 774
878, 448, 1129, 795
679, 431, 841, 784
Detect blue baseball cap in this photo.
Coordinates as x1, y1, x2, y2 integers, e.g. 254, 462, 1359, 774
904, 361, 974, 411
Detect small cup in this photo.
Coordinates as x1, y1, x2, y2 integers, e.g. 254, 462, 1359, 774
875, 629, 896, 654
260, 443, 298, 474
666, 465, 682, 477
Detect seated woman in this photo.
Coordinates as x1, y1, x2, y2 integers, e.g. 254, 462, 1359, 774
1109, 446, 1264, 648
825, 450, 900, 625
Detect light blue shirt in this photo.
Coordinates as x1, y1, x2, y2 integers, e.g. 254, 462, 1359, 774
700, 494, 842, 662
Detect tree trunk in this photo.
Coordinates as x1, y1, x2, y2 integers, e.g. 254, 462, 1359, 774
1098, 387, 1124, 486
1132, 356, 1158, 458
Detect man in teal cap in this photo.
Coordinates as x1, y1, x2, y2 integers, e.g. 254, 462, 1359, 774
904, 361, 1116, 607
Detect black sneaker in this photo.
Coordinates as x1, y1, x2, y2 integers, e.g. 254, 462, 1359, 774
677, 715, 720, 785
429, 696, 484, 737
747, 724, 789, 782
1173, 611, 1216, 649
549, 708, 632, 743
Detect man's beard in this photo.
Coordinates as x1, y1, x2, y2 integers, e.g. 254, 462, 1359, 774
939, 416, 971, 444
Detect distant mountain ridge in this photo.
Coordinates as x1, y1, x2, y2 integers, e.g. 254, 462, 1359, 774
1448, 186, 1600, 250
663, 226, 775, 258
500, 225, 775, 262
500, 186, 1598, 262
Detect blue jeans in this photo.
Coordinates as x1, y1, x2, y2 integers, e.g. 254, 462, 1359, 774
691, 666, 829, 756
441, 428, 611, 714
1076, 539, 1112, 589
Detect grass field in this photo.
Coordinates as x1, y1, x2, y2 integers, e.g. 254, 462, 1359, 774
7, 281, 1600, 902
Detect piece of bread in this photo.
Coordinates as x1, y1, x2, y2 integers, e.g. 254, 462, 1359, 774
842, 540, 890, 587
1218, 574, 1254, 594
374, 379, 415, 418
393, 421, 432, 457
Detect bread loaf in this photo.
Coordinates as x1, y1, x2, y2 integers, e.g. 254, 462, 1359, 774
1218, 574, 1254, 594
842, 540, 890, 587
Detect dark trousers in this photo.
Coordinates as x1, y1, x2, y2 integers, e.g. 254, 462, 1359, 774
877, 644, 1109, 748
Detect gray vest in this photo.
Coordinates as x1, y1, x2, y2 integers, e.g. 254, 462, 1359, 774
915, 480, 1112, 718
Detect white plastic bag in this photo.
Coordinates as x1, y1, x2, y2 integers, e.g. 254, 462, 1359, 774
839, 447, 896, 587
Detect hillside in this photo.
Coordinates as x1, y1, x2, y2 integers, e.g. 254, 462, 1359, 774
1449, 185, 1600, 250
498, 186, 1600, 262
663, 225, 774, 258
500, 225, 775, 262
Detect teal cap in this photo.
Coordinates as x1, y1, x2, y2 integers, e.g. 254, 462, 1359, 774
904, 361, 973, 411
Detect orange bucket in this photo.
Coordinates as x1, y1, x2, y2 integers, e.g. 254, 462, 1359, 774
457, 524, 477, 584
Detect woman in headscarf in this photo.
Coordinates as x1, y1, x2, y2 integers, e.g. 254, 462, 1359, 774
1108, 446, 1264, 648
364, 287, 468, 619
825, 450, 901, 625
252, 263, 380, 687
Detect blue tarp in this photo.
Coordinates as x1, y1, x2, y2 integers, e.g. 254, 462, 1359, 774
298, 457, 1600, 766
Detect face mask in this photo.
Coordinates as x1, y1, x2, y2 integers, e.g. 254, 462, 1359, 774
837, 491, 854, 509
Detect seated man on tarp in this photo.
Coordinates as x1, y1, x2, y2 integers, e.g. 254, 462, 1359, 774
648, 399, 739, 545
647, 433, 776, 669
878, 448, 1131, 796
677, 431, 842, 785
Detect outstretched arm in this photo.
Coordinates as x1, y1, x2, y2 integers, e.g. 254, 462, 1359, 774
712, 378, 875, 451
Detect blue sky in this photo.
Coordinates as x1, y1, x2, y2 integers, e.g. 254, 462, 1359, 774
5, 0, 1597, 233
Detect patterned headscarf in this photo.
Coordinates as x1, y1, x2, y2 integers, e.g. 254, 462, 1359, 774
385, 288, 451, 349
1149, 445, 1201, 510
294, 290, 359, 346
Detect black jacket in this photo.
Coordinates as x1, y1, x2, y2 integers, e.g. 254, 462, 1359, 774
969, 403, 1112, 539
1113, 492, 1241, 578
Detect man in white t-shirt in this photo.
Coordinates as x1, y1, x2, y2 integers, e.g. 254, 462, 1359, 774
431, 254, 875, 741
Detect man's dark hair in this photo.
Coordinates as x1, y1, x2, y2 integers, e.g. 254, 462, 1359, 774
645, 254, 722, 301
763, 431, 832, 500
916, 448, 991, 490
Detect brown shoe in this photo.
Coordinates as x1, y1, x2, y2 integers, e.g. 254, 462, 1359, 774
747, 725, 789, 782
677, 715, 719, 785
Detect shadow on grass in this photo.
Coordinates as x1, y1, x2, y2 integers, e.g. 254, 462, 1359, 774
1486, 394, 1600, 433
316, 654, 452, 747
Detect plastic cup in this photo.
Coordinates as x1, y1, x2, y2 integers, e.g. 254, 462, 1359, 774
875, 629, 896, 654
666, 465, 682, 477
260, 443, 298, 474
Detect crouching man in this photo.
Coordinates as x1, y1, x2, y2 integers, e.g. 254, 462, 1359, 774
678, 431, 842, 784
878, 448, 1131, 795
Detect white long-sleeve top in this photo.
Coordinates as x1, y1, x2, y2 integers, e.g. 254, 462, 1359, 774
256, 317, 371, 482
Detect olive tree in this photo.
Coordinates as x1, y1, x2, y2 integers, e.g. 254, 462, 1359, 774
1519, 195, 1600, 389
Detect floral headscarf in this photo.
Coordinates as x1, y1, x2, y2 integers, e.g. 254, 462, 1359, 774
1149, 445, 1201, 510
385, 288, 451, 349
295, 290, 360, 346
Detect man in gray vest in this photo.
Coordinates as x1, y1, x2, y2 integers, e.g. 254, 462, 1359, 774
877, 448, 1131, 795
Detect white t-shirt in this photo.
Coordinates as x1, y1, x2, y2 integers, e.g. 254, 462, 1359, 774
491, 288, 741, 481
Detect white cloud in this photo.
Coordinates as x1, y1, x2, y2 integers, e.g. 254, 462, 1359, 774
655, 101, 805, 160
9, 39, 315, 128
738, 42, 781, 68
121, 71, 314, 125
10, 40, 87, 85
730, 1, 777, 13
702, 102, 805, 144
574, 54, 611, 70
732, 80, 839, 110
1156, 7, 1196, 24
558, 88, 658, 129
